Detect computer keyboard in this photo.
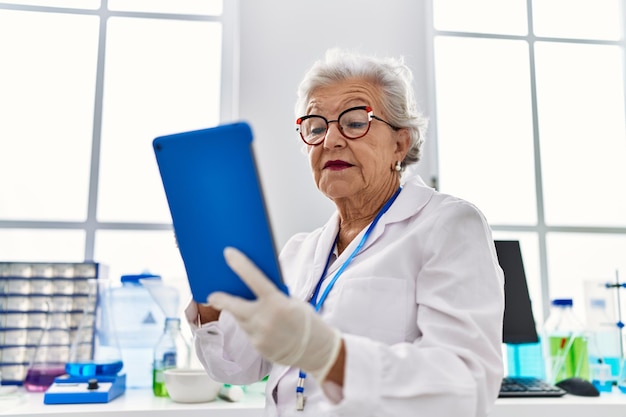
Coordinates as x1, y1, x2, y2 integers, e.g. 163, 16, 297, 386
499, 376, 567, 397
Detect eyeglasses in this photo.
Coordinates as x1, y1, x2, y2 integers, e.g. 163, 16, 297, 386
296, 105, 399, 146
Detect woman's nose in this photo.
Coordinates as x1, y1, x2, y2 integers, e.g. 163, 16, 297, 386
323, 122, 346, 148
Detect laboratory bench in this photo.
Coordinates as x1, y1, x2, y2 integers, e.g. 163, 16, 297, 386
0, 384, 266, 417
3, 384, 626, 417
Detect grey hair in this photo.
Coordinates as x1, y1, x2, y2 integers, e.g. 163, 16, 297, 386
295, 48, 428, 166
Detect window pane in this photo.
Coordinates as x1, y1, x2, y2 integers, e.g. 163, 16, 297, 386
108, 0, 222, 15
97, 17, 222, 223
0, 229, 85, 261
94, 230, 190, 317
433, 0, 527, 35
435, 36, 537, 225
0, 11, 99, 221
493, 231, 544, 323
532, 0, 623, 40
546, 233, 626, 324
1, 0, 99, 8
535, 42, 626, 227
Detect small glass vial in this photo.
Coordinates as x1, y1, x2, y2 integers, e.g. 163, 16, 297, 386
153, 318, 190, 397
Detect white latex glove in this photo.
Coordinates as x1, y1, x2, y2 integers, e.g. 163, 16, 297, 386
208, 247, 342, 381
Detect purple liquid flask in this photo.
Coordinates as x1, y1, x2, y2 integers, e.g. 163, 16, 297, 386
24, 363, 66, 392
24, 302, 72, 392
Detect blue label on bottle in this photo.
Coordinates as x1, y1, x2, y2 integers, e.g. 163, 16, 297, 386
163, 352, 177, 368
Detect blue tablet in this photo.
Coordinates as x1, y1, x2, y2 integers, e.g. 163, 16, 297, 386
153, 122, 288, 302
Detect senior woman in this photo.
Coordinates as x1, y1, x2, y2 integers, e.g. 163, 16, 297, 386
185, 49, 504, 416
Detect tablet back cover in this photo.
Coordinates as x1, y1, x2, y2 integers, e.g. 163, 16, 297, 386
153, 122, 287, 302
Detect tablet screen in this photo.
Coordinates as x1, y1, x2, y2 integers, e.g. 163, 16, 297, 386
153, 122, 288, 302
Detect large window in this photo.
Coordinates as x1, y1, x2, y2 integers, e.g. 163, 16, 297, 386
431, 0, 626, 323
0, 0, 234, 306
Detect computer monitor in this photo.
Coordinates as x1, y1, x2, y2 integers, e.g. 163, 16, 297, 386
495, 240, 539, 344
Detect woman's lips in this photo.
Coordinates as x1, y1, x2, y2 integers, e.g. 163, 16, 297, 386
324, 160, 353, 170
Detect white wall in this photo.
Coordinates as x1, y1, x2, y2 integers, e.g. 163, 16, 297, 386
237, 0, 433, 248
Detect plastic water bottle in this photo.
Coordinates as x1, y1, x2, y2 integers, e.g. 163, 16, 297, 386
152, 317, 190, 397
542, 298, 590, 383
104, 274, 165, 388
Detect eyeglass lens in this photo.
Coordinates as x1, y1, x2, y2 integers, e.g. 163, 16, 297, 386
299, 107, 371, 144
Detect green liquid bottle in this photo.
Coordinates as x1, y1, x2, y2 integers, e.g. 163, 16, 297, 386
543, 299, 590, 383
152, 318, 190, 397
153, 364, 169, 397
548, 335, 589, 381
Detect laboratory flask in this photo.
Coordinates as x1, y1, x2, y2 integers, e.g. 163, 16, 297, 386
543, 298, 590, 383
23, 300, 72, 392
66, 279, 123, 378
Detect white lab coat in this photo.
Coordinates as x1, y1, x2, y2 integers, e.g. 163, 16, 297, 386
190, 175, 504, 417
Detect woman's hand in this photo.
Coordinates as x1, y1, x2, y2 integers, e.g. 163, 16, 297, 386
184, 298, 221, 326
208, 247, 342, 382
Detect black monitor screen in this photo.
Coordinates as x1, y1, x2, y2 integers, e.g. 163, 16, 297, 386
495, 240, 539, 344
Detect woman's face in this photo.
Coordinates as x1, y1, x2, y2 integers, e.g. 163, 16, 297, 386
304, 78, 409, 203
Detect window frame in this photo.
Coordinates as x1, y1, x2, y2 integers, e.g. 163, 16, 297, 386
426, 0, 626, 323
0, 0, 237, 261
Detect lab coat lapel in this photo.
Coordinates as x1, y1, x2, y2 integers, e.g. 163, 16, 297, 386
267, 178, 435, 402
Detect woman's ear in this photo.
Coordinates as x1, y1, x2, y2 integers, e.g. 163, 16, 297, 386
394, 128, 411, 161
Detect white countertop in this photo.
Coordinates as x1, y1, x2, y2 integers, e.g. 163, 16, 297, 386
0, 384, 266, 417
492, 392, 626, 417
3, 384, 626, 417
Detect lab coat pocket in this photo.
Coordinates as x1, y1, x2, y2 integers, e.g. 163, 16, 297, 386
333, 276, 408, 345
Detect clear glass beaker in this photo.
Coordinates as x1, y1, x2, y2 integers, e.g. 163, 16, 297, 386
66, 279, 124, 378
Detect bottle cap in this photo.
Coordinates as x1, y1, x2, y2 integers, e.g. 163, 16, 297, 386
121, 273, 161, 284
165, 317, 181, 324
551, 298, 573, 307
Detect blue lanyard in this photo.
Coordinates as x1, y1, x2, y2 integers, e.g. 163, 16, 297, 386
309, 186, 402, 312
296, 186, 402, 411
